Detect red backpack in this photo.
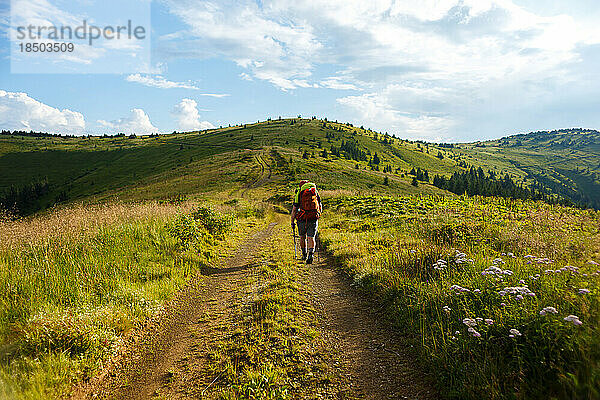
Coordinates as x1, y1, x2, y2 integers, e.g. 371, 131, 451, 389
297, 186, 321, 221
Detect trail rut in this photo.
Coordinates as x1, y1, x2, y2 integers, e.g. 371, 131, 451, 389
72, 221, 437, 399
72, 223, 277, 400
308, 256, 437, 400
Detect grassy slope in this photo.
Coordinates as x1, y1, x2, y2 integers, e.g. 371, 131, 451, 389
2, 120, 600, 399
2, 122, 600, 212
431, 129, 600, 208
0, 119, 456, 213
320, 195, 600, 399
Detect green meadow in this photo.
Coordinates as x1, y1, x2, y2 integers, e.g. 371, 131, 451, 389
1, 119, 599, 399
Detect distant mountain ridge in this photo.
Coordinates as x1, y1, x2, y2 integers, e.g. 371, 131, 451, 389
453, 128, 600, 208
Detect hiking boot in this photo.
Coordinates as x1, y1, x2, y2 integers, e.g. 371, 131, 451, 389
306, 252, 314, 264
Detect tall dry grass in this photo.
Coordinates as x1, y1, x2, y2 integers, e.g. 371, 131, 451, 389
0, 201, 195, 251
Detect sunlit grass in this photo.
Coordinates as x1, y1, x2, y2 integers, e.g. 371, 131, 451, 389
321, 195, 600, 399
0, 201, 258, 399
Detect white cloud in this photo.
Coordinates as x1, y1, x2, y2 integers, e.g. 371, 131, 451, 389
158, 0, 600, 138
97, 108, 158, 134
0, 90, 85, 134
160, 0, 322, 90
337, 85, 457, 141
319, 77, 360, 91
125, 74, 229, 97
171, 98, 215, 131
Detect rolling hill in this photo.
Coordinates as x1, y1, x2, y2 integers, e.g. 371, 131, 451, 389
1, 121, 599, 215
440, 128, 600, 208
1, 120, 600, 400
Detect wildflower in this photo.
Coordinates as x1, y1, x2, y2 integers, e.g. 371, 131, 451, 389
450, 285, 470, 294
500, 302, 506, 306
539, 306, 558, 316
455, 331, 461, 335
564, 315, 583, 325
476, 317, 483, 323
499, 286, 535, 298
588, 260, 599, 265
482, 266, 503, 276
519, 280, 526, 285
578, 289, 590, 295
493, 258, 505, 265
443, 305, 451, 313
509, 328, 522, 338
433, 259, 447, 270
462, 318, 477, 327
468, 327, 481, 337
454, 250, 473, 264
485, 319, 494, 325
473, 289, 481, 293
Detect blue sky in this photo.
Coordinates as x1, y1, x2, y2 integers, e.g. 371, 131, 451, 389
1, 0, 600, 142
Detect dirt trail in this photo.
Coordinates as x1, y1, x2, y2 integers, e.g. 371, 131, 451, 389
241, 153, 272, 197
72, 219, 436, 399
73, 223, 277, 400
308, 256, 437, 400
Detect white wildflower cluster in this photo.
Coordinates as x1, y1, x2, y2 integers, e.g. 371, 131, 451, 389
433, 259, 447, 271
564, 315, 583, 326
539, 307, 584, 326
509, 328, 522, 338
588, 260, 599, 266
539, 306, 558, 316
443, 305, 451, 313
501, 252, 516, 258
455, 250, 473, 264
481, 266, 513, 276
461, 317, 493, 338
434, 251, 473, 271
544, 265, 580, 275
468, 327, 481, 337
528, 274, 541, 280
450, 284, 470, 294
578, 288, 590, 295
492, 258, 505, 265
498, 286, 536, 300
524, 255, 553, 265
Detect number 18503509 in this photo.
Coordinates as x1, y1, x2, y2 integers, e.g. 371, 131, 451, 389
19, 42, 75, 52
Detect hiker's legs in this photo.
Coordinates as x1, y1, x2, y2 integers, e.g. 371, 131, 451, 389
305, 220, 318, 264
299, 235, 307, 249
296, 221, 308, 259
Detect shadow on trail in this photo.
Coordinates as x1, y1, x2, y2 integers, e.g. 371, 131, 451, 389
198, 262, 256, 276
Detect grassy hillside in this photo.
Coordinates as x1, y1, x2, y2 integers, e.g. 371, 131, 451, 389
0, 119, 455, 214
431, 129, 600, 208
1, 121, 600, 399
321, 195, 600, 399
2, 122, 600, 214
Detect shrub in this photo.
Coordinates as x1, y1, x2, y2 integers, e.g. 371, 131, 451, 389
193, 206, 234, 236
167, 213, 204, 250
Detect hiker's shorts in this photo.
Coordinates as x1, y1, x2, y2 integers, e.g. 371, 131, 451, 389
297, 219, 318, 238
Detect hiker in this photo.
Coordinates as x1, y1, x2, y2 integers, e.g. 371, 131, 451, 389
291, 180, 322, 264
